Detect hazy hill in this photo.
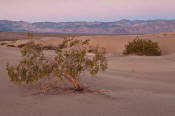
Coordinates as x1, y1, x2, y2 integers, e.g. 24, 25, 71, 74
1, 19, 175, 34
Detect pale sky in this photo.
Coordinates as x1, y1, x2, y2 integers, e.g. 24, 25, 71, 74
1, 0, 175, 22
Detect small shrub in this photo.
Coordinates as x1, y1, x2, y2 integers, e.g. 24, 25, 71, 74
6, 37, 108, 91
18, 43, 56, 50
7, 44, 16, 47
17, 43, 27, 48
163, 33, 167, 36
123, 38, 162, 56
0, 42, 7, 46
27, 32, 34, 39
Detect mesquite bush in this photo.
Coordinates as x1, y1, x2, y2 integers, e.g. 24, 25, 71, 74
6, 42, 52, 84
123, 38, 162, 56
6, 37, 108, 91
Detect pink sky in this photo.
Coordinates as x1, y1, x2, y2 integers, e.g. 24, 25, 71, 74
1, 0, 175, 22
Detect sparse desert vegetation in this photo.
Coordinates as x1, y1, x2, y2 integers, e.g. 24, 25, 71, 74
1, 0, 175, 115
123, 38, 162, 56
6, 44, 16, 47
0, 42, 7, 46
6, 37, 107, 92
1, 32, 175, 116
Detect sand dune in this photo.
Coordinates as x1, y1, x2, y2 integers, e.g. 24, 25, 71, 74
0, 34, 175, 116
7, 32, 175, 55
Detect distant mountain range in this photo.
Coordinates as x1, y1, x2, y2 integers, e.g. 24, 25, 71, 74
1, 19, 175, 34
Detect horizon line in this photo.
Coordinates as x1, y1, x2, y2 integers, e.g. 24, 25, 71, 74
1, 18, 175, 23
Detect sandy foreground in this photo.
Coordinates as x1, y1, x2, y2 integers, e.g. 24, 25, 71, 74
0, 35, 175, 116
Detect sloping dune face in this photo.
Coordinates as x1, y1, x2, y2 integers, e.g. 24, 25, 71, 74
156, 38, 175, 55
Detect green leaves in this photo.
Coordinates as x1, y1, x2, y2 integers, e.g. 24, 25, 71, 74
6, 36, 108, 90
123, 38, 162, 56
6, 42, 52, 85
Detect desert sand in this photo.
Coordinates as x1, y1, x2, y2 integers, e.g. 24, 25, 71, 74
0, 33, 175, 116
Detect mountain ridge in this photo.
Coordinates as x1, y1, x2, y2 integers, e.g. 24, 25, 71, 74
1, 19, 175, 34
